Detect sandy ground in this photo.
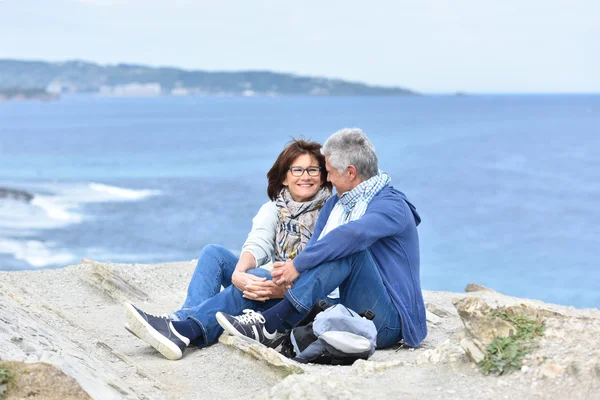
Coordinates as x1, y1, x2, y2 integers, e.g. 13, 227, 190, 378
0, 259, 599, 399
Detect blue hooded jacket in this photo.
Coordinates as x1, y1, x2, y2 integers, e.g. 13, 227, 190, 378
293, 185, 427, 347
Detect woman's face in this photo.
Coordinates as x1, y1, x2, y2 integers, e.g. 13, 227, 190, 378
283, 154, 323, 202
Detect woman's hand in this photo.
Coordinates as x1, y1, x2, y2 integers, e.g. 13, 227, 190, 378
232, 270, 266, 293
242, 280, 286, 302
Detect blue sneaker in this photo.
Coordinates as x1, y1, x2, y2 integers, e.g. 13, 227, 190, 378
124, 303, 189, 360
216, 309, 283, 348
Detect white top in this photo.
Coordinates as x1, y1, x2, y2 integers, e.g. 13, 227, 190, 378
241, 201, 278, 268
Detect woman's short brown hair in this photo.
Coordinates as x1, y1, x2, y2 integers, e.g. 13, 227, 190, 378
267, 139, 332, 201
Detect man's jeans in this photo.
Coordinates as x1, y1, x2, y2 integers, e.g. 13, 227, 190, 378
172, 245, 281, 347
285, 249, 403, 348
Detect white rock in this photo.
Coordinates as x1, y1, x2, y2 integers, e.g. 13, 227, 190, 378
459, 338, 486, 363
426, 309, 443, 325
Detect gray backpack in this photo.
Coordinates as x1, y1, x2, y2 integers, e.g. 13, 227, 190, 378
280, 300, 377, 365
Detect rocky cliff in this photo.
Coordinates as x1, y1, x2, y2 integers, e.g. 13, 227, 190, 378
0, 260, 598, 399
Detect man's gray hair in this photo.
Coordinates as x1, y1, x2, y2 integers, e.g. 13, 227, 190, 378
322, 128, 379, 180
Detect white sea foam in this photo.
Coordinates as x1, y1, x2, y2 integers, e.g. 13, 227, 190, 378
0, 181, 162, 269
0, 182, 161, 229
40, 182, 161, 204
88, 182, 160, 200
31, 196, 83, 223
0, 197, 78, 230
0, 238, 77, 268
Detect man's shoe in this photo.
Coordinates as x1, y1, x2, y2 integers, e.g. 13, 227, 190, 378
124, 303, 189, 360
216, 309, 282, 348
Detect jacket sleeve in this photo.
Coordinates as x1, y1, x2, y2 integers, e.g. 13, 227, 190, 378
241, 201, 278, 267
293, 194, 407, 273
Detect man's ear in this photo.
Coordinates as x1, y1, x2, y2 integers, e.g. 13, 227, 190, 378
347, 165, 358, 181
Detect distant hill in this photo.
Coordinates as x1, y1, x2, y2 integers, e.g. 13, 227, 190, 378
0, 87, 59, 101
0, 59, 417, 97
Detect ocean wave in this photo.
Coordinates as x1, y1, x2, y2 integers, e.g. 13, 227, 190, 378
0, 181, 161, 230
0, 238, 77, 268
31, 196, 83, 222
0, 181, 162, 269
88, 182, 161, 201
44, 182, 161, 204
0, 197, 79, 230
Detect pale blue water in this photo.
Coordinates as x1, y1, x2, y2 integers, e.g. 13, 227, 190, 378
1, 94, 599, 309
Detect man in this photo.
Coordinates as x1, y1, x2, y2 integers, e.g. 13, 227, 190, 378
217, 128, 427, 349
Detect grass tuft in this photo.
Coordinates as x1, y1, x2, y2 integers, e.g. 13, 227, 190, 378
478, 310, 545, 375
1, 364, 15, 400
0, 366, 14, 386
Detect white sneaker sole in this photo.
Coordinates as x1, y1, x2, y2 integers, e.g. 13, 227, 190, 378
124, 323, 140, 339
216, 312, 262, 345
124, 303, 183, 360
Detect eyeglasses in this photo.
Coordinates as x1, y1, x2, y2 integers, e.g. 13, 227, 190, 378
288, 166, 322, 177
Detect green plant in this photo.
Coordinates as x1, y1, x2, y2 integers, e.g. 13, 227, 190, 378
0, 364, 15, 400
478, 310, 545, 375
0, 366, 13, 386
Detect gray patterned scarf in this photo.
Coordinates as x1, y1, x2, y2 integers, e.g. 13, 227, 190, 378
275, 186, 331, 261
319, 171, 391, 240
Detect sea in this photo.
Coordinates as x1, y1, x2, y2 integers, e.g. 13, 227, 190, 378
0, 94, 598, 309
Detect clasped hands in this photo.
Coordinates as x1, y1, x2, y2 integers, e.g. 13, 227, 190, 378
271, 259, 299, 288
235, 259, 299, 302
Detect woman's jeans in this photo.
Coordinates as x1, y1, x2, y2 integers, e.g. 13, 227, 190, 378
172, 245, 281, 347
284, 249, 403, 349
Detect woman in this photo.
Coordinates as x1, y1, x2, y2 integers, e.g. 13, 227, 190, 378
124, 139, 332, 360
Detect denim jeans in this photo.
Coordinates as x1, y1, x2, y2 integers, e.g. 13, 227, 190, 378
285, 249, 403, 348
172, 244, 281, 347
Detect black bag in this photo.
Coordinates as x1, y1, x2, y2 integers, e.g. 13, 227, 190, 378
279, 299, 377, 365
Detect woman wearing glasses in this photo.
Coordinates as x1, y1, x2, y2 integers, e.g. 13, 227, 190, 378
124, 139, 332, 360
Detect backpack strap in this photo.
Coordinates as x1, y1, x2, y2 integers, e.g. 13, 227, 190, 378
279, 299, 334, 359
306, 350, 368, 366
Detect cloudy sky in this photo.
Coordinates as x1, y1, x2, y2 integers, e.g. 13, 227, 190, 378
0, 0, 598, 93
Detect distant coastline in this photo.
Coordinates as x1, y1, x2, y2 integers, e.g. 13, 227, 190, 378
0, 87, 59, 101
0, 59, 417, 97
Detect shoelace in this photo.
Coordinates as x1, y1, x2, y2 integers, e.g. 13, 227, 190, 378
149, 313, 170, 319
234, 309, 266, 324
139, 308, 170, 320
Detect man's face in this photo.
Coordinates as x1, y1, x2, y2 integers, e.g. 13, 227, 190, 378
325, 157, 354, 196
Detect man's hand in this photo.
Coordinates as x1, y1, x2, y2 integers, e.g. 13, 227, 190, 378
232, 270, 266, 293
272, 259, 300, 287
243, 280, 285, 302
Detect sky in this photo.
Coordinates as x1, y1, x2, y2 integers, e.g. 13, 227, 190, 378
0, 0, 598, 93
